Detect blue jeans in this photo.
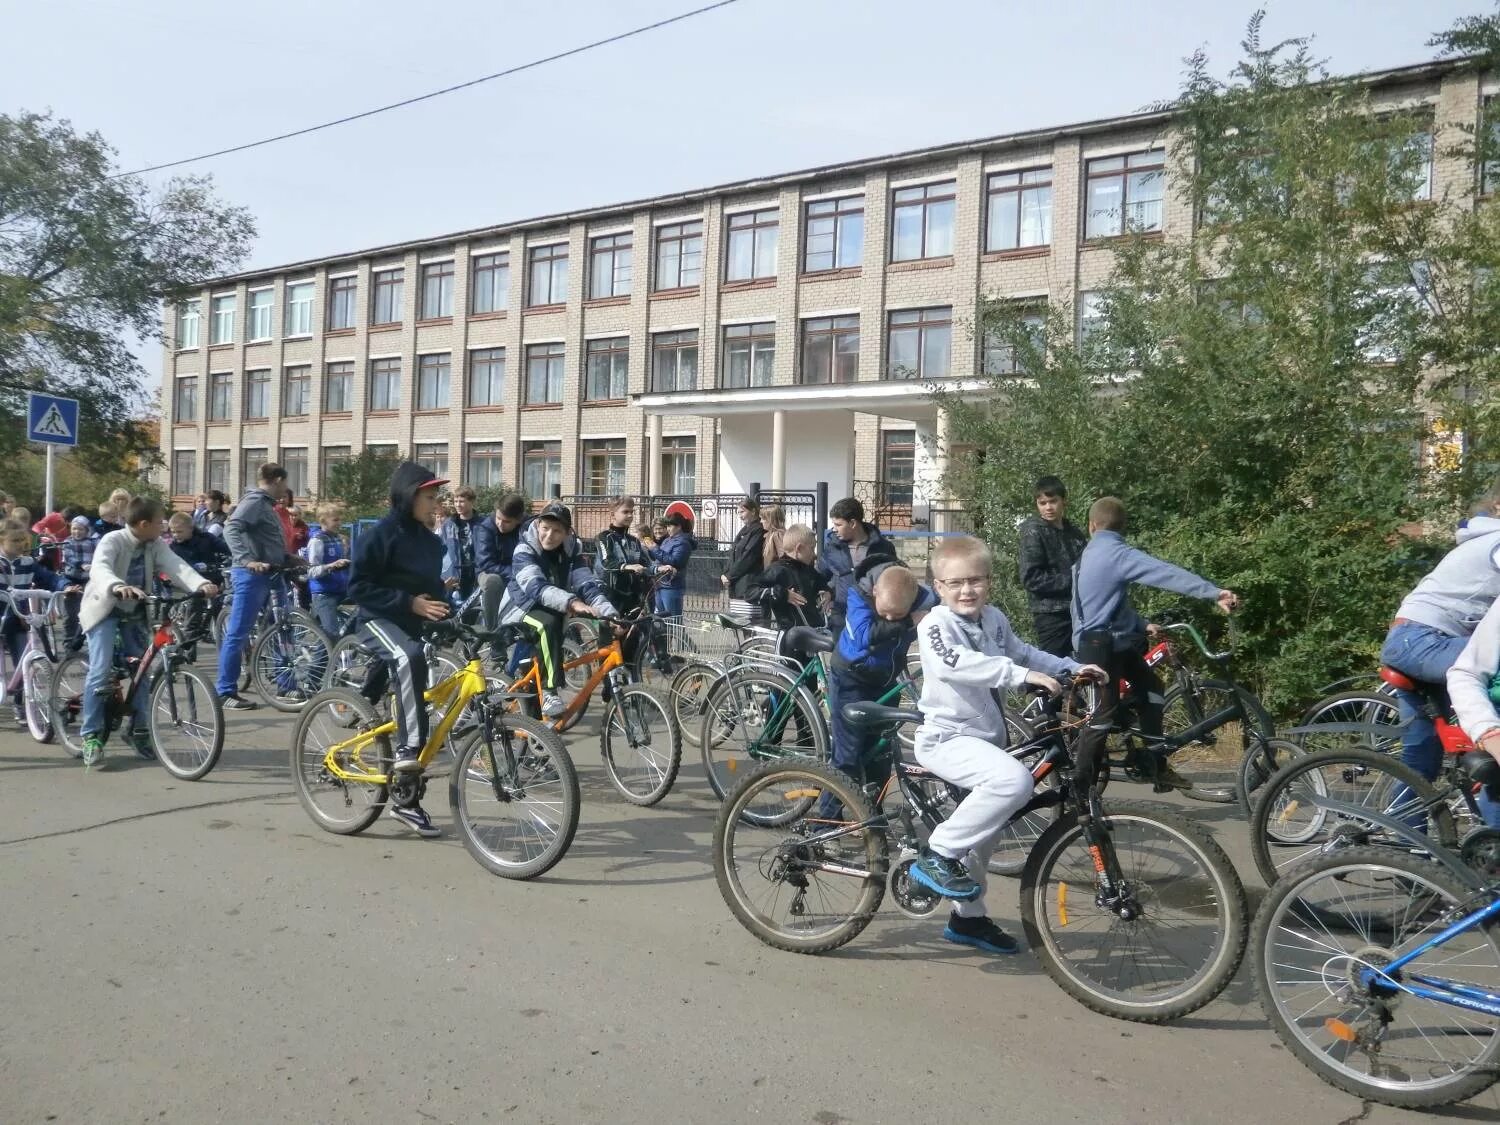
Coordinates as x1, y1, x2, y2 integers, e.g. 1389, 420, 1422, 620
819, 673, 896, 817
215, 568, 272, 697
656, 587, 684, 620
311, 592, 344, 639
82, 613, 148, 739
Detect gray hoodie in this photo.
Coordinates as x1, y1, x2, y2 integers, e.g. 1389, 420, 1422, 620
224, 487, 290, 568
1395, 516, 1500, 638
1449, 595, 1500, 744
1071, 529, 1220, 652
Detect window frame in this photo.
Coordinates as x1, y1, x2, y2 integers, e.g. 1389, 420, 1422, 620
880, 430, 917, 506
321, 445, 352, 492
584, 337, 630, 402
418, 260, 455, 320
241, 447, 268, 491
889, 181, 957, 262
176, 299, 201, 349
415, 353, 451, 411
283, 365, 312, 417
653, 220, 704, 291
523, 342, 566, 405
205, 449, 230, 495
660, 434, 697, 494
650, 330, 699, 393
467, 347, 506, 408
285, 281, 314, 337
799, 315, 860, 385
722, 322, 776, 388
724, 208, 779, 282
173, 375, 199, 422
580, 437, 628, 496
324, 361, 354, 413
470, 252, 510, 315
588, 233, 633, 300
246, 288, 273, 341
1083, 149, 1166, 241
984, 167, 1053, 253
171, 449, 197, 495
243, 368, 271, 420
526, 243, 569, 308
209, 294, 236, 345
371, 267, 404, 326
981, 304, 1047, 376
279, 447, 308, 497
521, 440, 563, 500
885, 307, 953, 380
464, 441, 505, 488
207, 372, 233, 421
326, 275, 357, 331
413, 442, 449, 479
803, 195, 864, 273
368, 357, 401, 412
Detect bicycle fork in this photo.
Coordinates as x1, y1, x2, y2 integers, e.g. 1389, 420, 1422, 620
1078, 796, 1142, 921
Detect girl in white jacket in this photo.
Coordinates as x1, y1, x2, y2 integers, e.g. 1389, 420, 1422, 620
1447, 596, 1500, 827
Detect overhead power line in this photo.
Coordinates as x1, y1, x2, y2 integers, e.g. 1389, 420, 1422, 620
115, 0, 746, 178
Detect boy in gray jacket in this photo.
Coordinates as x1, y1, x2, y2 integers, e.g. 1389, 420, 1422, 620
1448, 595, 1500, 827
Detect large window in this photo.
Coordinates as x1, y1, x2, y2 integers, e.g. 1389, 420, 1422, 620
654, 220, 703, 290
1390, 128, 1434, 202
725, 209, 778, 282
241, 447, 267, 490
585, 337, 629, 402
414, 442, 448, 479
723, 323, 775, 388
881, 431, 916, 506
470, 253, 509, 314
522, 441, 562, 500
210, 295, 235, 344
280, 447, 308, 497
800, 315, 860, 384
208, 372, 232, 421
1077, 291, 1108, 345
324, 361, 353, 412
176, 299, 200, 349
321, 445, 351, 492
416, 353, 451, 410
1484, 97, 1500, 196
369, 358, 401, 412
174, 376, 198, 422
327, 275, 357, 330
890, 182, 955, 262
372, 268, 404, 325
419, 260, 454, 319
1084, 150, 1165, 239
468, 348, 505, 407
285, 282, 314, 336
527, 243, 568, 307
283, 365, 311, 416
886, 307, 952, 380
465, 442, 504, 488
651, 330, 698, 392
985, 168, 1052, 252
244, 369, 270, 420
581, 438, 627, 496
247, 288, 273, 341
171, 450, 196, 495
524, 342, 565, 404
981, 306, 1046, 376
803, 196, 864, 273
660, 435, 696, 494
588, 234, 632, 299
206, 449, 230, 495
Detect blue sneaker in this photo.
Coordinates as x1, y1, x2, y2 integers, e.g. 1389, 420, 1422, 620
387, 803, 440, 838
909, 849, 981, 900
943, 913, 1020, 955
391, 747, 424, 773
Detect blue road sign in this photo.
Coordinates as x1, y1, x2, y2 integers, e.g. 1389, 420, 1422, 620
27, 393, 79, 447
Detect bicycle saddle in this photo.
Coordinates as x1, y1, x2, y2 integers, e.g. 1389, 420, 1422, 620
841, 701, 924, 727
781, 626, 834, 659
1377, 665, 1422, 692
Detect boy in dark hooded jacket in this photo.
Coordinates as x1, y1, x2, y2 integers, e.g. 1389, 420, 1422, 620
749, 525, 829, 631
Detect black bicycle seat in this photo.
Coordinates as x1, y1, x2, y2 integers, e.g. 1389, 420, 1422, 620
715, 613, 745, 630
782, 626, 835, 659
842, 701, 924, 727
1463, 749, 1500, 791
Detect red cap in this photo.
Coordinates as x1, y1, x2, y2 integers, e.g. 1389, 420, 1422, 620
416, 478, 450, 491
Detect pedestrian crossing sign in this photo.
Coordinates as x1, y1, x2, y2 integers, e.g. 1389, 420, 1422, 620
27, 393, 79, 446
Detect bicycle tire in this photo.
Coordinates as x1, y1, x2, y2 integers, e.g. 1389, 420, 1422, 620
20, 650, 54, 743
1019, 800, 1248, 1022
449, 713, 579, 880
984, 713, 1060, 877
1161, 678, 1266, 804
1293, 689, 1403, 755
667, 660, 719, 749
1248, 747, 1457, 887
250, 614, 332, 713
699, 671, 829, 802
600, 685, 682, 806
149, 664, 225, 781
290, 687, 391, 835
713, 759, 887, 954
47, 651, 89, 759
1252, 847, 1500, 1109
325, 634, 378, 693
1236, 736, 1307, 818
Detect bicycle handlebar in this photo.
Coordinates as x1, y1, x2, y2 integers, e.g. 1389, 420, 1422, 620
1153, 621, 1231, 663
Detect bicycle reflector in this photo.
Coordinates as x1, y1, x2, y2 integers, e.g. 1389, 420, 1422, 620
1324, 1018, 1358, 1042
1057, 882, 1069, 927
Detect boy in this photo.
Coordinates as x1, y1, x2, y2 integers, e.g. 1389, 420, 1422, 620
1, 522, 72, 723
593, 496, 674, 664
911, 535, 1101, 953
818, 497, 896, 636
305, 504, 351, 638
1071, 497, 1237, 791
167, 511, 230, 578
59, 515, 97, 652
1018, 475, 1088, 657
751, 525, 830, 631
440, 486, 482, 601
348, 461, 451, 837
475, 492, 528, 631
77, 498, 217, 766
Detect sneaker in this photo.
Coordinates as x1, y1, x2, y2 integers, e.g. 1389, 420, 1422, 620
11, 705, 25, 726
540, 691, 565, 718
943, 913, 1020, 955
391, 747, 424, 773
909, 849, 982, 901
387, 803, 441, 838
1151, 755, 1195, 792
81, 735, 105, 769
221, 693, 258, 711
131, 730, 156, 761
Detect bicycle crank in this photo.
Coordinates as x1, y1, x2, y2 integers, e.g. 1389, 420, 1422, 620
389, 773, 428, 809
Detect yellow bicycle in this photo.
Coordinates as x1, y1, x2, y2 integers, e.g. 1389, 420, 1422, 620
290, 618, 578, 879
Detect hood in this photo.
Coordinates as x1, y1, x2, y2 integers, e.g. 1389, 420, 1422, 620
1457, 515, 1500, 543
519, 518, 578, 556
33, 512, 67, 540
852, 552, 903, 591
389, 460, 441, 516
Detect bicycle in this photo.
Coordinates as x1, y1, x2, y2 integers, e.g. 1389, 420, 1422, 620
713, 681, 1248, 1023
667, 612, 788, 748
48, 593, 225, 779
2, 588, 68, 743
291, 617, 579, 879
243, 566, 332, 713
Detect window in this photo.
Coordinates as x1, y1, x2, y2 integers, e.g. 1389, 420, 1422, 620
723, 323, 775, 388
241, 447, 267, 490
414, 442, 448, 479
1391, 129, 1433, 202
1484, 97, 1500, 195
654, 220, 703, 290
171, 450, 197, 495
585, 337, 629, 401
369, 358, 401, 412
804, 196, 864, 273
588, 234, 632, 299
280, 448, 308, 497
524, 343, 565, 405
886, 308, 952, 380
880, 431, 916, 506
470, 253, 510, 314
468, 348, 506, 407
527, 243, 568, 307
1360, 260, 1435, 363
985, 168, 1052, 252
416, 353, 451, 410
1084, 150, 1165, 239
1077, 291, 1108, 345
725, 209, 778, 282
247, 288, 273, 341
419, 260, 454, 319
581, 438, 627, 496
465, 442, 504, 488
324, 361, 353, 412
522, 441, 562, 500
173, 376, 198, 422
800, 316, 860, 384
176, 299, 200, 348
327, 276, 357, 330
283, 365, 311, 416
321, 445, 351, 492
206, 449, 230, 494
651, 330, 698, 392
372, 268, 404, 325
890, 182, 955, 262
660, 435, 696, 494
210, 295, 235, 344
286, 282, 314, 336
981, 307, 1046, 376
242, 369, 270, 419
208, 372, 232, 421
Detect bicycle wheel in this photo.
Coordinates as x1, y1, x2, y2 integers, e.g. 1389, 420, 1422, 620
1161, 679, 1267, 803
20, 650, 54, 743
563, 617, 598, 655
1236, 737, 1307, 818
713, 760, 887, 954
1019, 800, 1248, 1022
1253, 847, 1500, 1109
290, 687, 391, 834
667, 660, 718, 749
700, 671, 829, 802
250, 614, 332, 712
325, 634, 377, 693
1294, 689, 1402, 756
47, 651, 89, 759
1249, 747, 1457, 887
148, 664, 225, 781
600, 685, 681, 806
984, 715, 1061, 877
449, 713, 579, 880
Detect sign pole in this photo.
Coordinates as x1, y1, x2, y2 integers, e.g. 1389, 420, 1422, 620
44, 444, 55, 515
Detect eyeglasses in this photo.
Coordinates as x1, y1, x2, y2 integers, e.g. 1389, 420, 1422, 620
936, 576, 991, 592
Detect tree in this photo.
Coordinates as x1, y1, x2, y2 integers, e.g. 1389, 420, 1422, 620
0, 111, 255, 474
941, 12, 1500, 712
323, 447, 406, 519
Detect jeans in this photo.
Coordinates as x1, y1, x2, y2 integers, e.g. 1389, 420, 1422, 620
656, 587, 684, 620
1, 621, 24, 706
311, 593, 344, 639
215, 568, 272, 697
819, 673, 896, 818
82, 613, 148, 739
1074, 645, 1164, 782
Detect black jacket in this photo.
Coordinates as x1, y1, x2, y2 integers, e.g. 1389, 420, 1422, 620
750, 555, 829, 631
349, 462, 449, 637
724, 520, 766, 598
170, 531, 230, 577
593, 525, 659, 612
1018, 515, 1088, 615
474, 514, 524, 580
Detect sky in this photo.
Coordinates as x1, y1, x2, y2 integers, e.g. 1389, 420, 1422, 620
0, 0, 1485, 390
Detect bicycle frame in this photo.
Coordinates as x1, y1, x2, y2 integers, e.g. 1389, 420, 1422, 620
510, 636, 626, 727
1356, 892, 1500, 1018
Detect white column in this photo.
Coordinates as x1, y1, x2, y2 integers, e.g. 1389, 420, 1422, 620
933, 410, 952, 533
647, 414, 663, 495
770, 410, 787, 491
